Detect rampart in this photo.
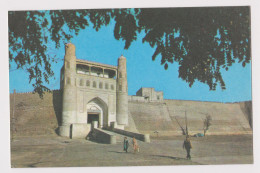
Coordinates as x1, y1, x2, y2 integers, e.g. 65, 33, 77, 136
10, 91, 252, 137
128, 99, 252, 136
10, 90, 62, 137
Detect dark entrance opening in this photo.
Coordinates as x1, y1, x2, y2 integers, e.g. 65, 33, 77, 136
87, 113, 99, 126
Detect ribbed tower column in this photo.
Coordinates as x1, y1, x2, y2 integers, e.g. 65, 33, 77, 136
59, 43, 77, 137
116, 55, 128, 126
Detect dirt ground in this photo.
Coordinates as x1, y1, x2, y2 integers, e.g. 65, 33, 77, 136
10, 134, 253, 168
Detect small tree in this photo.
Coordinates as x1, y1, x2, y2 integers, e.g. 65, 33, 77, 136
173, 116, 186, 135
203, 115, 212, 136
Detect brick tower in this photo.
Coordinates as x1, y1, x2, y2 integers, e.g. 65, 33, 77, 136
116, 55, 128, 126
59, 43, 77, 137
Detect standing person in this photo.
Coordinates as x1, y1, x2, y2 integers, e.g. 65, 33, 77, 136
123, 137, 129, 153
183, 135, 192, 159
132, 137, 138, 153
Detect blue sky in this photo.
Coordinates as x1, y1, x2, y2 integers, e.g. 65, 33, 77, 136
9, 17, 252, 103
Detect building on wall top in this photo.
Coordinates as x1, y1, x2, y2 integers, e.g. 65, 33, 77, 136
59, 43, 128, 138
136, 87, 164, 102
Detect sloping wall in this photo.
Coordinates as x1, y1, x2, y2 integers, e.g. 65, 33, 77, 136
124, 111, 139, 132
10, 90, 62, 137
10, 91, 252, 137
128, 102, 176, 133
128, 99, 252, 136
239, 101, 253, 128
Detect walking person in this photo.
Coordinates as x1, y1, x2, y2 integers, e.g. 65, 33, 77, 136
132, 136, 139, 153
183, 135, 192, 159
123, 137, 129, 153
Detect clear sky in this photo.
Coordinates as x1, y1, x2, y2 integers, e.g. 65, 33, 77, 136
9, 17, 252, 103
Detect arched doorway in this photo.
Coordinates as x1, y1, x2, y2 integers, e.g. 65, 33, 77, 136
86, 97, 108, 128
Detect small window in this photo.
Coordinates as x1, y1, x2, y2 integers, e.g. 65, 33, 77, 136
105, 83, 108, 89
157, 96, 160, 100
99, 82, 103, 89
66, 77, 71, 85
93, 81, 96, 88
86, 80, 90, 86
119, 72, 122, 78
80, 79, 83, 86
111, 84, 114, 90
119, 85, 122, 91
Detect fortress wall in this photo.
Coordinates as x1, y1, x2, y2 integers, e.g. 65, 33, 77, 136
10, 90, 62, 137
128, 100, 252, 136
124, 111, 139, 132
239, 101, 253, 128
128, 101, 180, 136
10, 90, 252, 137
166, 100, 252, 134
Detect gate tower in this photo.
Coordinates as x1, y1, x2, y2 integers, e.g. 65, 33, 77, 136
116, 55, 128, 126
59, 43, 77, 137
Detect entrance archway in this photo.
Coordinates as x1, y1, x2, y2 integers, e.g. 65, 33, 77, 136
87, 113, 100, 126
86, 97, 108, 128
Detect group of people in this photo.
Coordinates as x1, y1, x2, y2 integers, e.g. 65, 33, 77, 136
123, 136, 139, 153
123, 135, 192, 160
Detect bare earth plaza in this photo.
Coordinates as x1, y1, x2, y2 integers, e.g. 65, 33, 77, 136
8, 6, 254, 168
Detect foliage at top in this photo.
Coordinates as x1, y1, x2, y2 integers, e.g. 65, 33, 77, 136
8, 7, 251, 97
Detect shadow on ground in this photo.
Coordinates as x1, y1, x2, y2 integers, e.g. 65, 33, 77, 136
27, 162, 43, 168
108, 151, 134, 154
150, 155, 203, 165
150, 155, 185, 160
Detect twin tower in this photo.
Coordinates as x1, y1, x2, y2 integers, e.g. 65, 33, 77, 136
59, 43, 128, 138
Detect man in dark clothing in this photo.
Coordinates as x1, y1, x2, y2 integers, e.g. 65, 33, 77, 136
123, 137, 129, 153
183, 135, 192, 159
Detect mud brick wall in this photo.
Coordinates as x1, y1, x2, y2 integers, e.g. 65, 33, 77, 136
10, 90, 62, 137
128, 100, 252, 136
9, 90, 252, 137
